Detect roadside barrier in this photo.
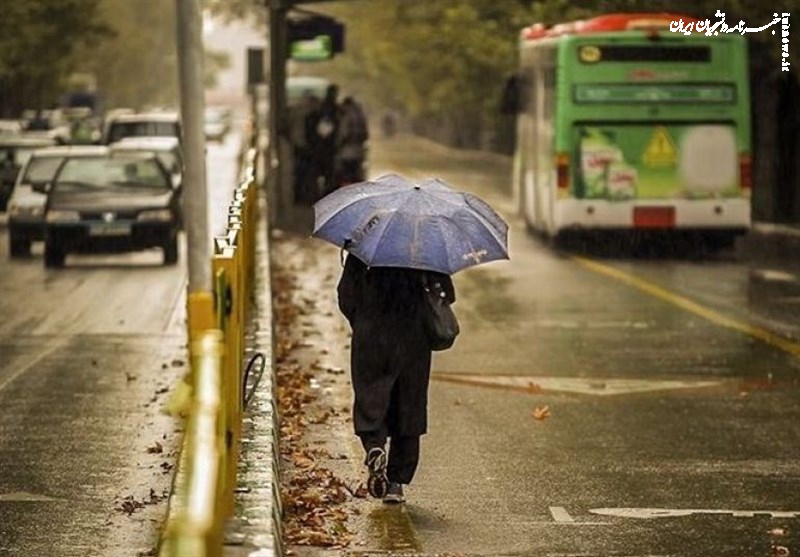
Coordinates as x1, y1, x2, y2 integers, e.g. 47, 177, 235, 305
159, 148, 261, 557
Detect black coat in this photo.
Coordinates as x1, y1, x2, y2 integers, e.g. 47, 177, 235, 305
337, 254, 455, 437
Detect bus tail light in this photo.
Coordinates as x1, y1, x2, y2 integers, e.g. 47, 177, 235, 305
556, 153, 570, 195
739, 153, 752, 196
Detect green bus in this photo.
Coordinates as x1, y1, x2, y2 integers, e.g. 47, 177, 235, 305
509, 13, 752, 246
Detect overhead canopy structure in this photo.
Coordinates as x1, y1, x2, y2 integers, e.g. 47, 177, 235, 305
265, 0, 346, 228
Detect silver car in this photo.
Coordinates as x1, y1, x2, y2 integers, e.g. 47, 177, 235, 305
8, 145, 108, 257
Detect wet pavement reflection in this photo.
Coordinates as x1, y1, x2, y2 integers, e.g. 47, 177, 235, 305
276, 134, 799, 557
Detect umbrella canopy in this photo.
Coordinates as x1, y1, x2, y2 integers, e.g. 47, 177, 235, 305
312, 173, 509, 274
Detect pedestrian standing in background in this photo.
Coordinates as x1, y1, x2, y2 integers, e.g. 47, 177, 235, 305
335, 96, 369, 187
288, 90, 318, 204
307, 84, 340, 199
337, 250, 456, 504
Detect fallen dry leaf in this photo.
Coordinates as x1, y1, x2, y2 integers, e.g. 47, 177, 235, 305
271, 241, 360, 550
527, 382, 544, 394
532, 405, 551, 421
293, 455, 316, 469
146, 442, 163, 454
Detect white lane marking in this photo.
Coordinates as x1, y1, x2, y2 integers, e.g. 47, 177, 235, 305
434, 373, 723, 397
526, 521, 612, 525
549, 506, 575, 522
753, 269, 798, 283
0, 491, 62, 502
164, 274, 188, 333
590, 508, 800, 519
0, 337, 71, 392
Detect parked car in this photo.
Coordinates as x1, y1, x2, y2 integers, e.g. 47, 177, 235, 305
7, 145, 109, 257
0, 136, 57, 211
21, 109, 71, 144
43, 151, 181, 267
102, 112, 181, 145
0, 119, 23, 137
204, 106, 232, 142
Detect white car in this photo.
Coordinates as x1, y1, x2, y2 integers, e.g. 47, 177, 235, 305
7, 145, 109, 257
0, 119, 23, 137
102, 112, 181, 145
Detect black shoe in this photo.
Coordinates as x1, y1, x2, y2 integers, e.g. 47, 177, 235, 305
365, 447, 388, 499
383, 482, 405, 504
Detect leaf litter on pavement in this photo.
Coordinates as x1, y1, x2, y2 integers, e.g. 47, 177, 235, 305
272, 237, 364, 549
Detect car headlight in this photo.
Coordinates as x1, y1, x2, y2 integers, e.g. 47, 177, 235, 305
10, 205, 44, 217
137, 209, 173, 222
46, 210, 80, 223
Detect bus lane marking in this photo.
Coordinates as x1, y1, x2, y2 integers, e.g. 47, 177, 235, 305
571, 256, 800, 357
549, 506, 575, 522
432, 373, 722, 396
590, 508, 800, 519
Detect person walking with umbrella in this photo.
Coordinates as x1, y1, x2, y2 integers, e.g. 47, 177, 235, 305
336, 246, 455, 503
313, 174, 509, 504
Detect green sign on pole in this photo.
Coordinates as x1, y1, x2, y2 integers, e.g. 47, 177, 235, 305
290, 35, 332, 61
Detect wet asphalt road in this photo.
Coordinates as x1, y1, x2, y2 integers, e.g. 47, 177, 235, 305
278, 135, 800, 557
0, 132, 242, 556
1, 129, 798, 556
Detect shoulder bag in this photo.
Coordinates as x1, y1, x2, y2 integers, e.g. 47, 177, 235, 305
421, 275, 460, 351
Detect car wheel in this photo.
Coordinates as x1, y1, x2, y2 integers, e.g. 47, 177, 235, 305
44, 242, 66, 268
9, 233, 31, 258
163, 237, 178, 265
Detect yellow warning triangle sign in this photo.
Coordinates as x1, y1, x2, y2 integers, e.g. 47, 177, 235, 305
642, 126, 677, 166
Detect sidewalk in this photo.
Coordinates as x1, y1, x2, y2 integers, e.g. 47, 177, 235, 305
225, 196, 426, 555
222, 135, 799, 556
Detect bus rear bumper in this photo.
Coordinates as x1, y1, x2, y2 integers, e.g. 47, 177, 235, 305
554, 198, 750, 232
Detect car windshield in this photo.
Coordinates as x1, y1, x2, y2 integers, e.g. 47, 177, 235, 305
54, 156, 169, 191
23, 156, 64, 184
115, 149, 180, 175
107, 122, 179, 143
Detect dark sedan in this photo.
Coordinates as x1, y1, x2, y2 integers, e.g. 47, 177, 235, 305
43, 152, 181, 267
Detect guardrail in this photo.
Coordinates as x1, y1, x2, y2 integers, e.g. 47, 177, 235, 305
159, 148, 260, 557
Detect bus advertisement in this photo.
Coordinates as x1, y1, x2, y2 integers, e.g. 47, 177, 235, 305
509, 13, 752, 248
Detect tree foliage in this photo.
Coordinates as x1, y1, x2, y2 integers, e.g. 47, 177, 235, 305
310, 0, 533, 148
293, 0, 797, 149
73, 0, 180, 111
1, 0, 234, 117
0, 0, 110, 116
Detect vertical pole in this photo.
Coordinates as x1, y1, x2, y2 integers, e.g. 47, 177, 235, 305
176, 0, 211, 293
268, 0, 289, 228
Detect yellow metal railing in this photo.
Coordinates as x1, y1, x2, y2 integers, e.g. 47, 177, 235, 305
159, 148, 260, 557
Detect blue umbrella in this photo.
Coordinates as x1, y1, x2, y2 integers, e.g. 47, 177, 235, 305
312, 174, 509, 274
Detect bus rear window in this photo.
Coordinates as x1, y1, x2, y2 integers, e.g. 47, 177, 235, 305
581, 45, 711, 63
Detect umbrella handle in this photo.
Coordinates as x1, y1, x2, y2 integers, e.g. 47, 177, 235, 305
340, 239, 353, 267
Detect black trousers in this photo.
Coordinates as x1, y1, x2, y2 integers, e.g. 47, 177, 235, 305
360, 431, 420, 485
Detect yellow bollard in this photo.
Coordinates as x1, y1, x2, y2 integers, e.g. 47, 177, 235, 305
187, 291, 215, 342
212, 242, 242, 517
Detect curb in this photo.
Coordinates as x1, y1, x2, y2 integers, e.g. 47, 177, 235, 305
737, 222, 800, 262
224, 192, 283, 556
